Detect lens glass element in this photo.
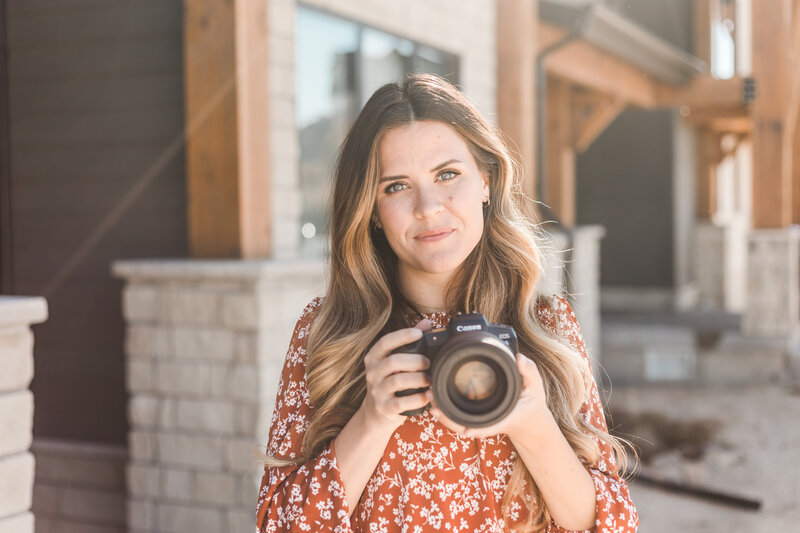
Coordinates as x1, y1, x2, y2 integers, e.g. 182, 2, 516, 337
453, 360, 497, 401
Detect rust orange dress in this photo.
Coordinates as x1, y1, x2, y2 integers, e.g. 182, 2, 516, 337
256, 296, 638, 532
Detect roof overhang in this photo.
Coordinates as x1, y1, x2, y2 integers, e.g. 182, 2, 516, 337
540, 0, 707, 86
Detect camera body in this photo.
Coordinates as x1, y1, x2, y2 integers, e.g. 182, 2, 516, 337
393, 312, 522, 428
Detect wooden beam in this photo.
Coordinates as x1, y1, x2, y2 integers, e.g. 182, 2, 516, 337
545, 77, 575, 226
538, 22, 662, 108
497, 0, 538, 200
184, 0, 271, 258
681, 103, 753, 134
573, 97, 626, 153
657, 76, 753, 109
752, 0, 792, 228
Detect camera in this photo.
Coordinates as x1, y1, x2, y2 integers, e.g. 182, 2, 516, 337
393, 312, 522, 428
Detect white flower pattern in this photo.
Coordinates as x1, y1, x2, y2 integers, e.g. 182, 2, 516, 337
256, 296, 638, 532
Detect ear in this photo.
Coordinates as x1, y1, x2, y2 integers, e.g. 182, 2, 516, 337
481, 174, 490, 201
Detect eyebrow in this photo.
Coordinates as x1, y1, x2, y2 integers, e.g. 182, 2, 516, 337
378, 159, 462, 183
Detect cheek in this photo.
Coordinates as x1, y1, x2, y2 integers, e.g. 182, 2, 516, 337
376, 200, 407, 238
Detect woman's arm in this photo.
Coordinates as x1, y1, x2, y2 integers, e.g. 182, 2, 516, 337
334, 320, 433, 515
257, 300, 432, 530
257, 299, 356, 532
508, 405, 598, 530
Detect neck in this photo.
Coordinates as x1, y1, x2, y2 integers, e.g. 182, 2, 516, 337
397, 265, 452, 313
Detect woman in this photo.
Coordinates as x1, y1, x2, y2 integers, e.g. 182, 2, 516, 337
257, 74, 638, 532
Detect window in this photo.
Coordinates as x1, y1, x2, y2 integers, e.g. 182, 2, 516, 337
296, 7, 459, 255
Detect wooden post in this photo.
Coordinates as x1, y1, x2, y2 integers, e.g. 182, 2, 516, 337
183, 0, 271, 258
693, 0, 713, 65
752, 0, 792, 228
545, 77, 575, 227
693, 0, 716, 222
497, 0, 537, 200
695, 128, 721, 219
794, 110, 800, 223
788, 0, 800, 223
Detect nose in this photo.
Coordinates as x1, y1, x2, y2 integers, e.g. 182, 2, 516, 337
413, 187, 444, 219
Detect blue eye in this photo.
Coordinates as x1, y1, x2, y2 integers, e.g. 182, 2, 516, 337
384, 182, 407, 194
438, 170, 459, 181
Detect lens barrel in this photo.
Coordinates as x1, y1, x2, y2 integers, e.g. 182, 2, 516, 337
430, 332, 521, 427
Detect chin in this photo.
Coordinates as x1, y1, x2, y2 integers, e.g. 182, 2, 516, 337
416, 255, 470, 275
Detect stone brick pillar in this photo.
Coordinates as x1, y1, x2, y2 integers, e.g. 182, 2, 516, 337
566, 225, 605, 366
112, 259, 324, 533
0, 296, 48, 533
743, 228, 800, 339
694, 220, 748, 313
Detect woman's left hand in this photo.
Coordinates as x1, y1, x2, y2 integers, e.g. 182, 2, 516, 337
427, 353, 552, 440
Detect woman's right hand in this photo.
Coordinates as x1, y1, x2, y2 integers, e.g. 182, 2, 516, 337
359, 319, 432, 432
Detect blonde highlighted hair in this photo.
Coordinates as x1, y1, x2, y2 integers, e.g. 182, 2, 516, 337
264, 74, 629, 531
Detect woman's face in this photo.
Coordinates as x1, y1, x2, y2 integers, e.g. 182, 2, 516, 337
374, 120, 490, 285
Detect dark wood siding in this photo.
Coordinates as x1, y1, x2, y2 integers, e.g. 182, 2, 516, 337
6, 0, 188, 443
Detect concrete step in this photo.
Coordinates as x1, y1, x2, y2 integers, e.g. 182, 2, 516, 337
599, 320, 791, 387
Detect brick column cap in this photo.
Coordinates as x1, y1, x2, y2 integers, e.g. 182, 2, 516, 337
111, 258, 325, 283
0, 296, 48, 328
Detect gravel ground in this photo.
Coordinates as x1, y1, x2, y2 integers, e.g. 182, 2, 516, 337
605, 383, 800, 532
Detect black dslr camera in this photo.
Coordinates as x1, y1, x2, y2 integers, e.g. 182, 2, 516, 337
393, 312, 522, 428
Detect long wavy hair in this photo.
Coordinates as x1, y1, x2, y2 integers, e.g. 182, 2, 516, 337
264, 74, 629, 531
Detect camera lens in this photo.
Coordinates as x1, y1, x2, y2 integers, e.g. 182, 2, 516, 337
431, 334, 521, 428
453, 360, 497, 401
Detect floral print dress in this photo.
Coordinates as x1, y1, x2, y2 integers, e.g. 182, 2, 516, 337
256, 296, 638, 532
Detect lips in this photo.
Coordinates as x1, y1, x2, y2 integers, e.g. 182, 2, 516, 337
414, 228, 455, 242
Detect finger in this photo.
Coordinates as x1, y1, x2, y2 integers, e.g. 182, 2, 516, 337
378, 371, 430, 396
413, 318, 433, 332
387, 391, 431, 415
365, 328, 424, 365
379, 353, 431, 377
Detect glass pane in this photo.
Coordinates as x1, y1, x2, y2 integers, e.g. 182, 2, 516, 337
360, 28, 414, 105
296, 8, 359, 255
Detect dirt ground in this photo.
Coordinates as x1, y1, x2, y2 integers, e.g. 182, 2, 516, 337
605, 383, 800, 532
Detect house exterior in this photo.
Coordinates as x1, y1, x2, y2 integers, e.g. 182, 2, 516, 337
1, 1, 797, 532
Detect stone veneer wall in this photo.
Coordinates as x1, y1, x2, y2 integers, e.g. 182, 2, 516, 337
32, 439, 127, 533
743, 228, 800, 338
112, 259, 324, 533
0, 296, 48, 533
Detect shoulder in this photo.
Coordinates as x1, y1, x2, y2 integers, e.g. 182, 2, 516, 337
535, 294, 586, 350
534, 294, 574, 329
298, 296, 325, 323
288, 297, 325, 343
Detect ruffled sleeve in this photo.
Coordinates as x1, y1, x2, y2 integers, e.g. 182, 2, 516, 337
256, 298, 355, 532
537, 296, 639, 533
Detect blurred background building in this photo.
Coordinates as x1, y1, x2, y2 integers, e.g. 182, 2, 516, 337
0, 0, 798, 532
